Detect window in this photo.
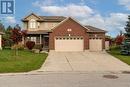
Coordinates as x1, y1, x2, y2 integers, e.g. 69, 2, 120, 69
30, 37, 36, 43
30, 19, 36, 28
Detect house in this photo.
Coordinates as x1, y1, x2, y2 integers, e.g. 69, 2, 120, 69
22, 13, 106, 52
0, 32, 4, 50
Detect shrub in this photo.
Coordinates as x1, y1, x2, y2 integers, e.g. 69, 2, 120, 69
115, 35, 125, 45
11, 43, 24, 50
34, 44, 43, 49
26, 41, 35, 50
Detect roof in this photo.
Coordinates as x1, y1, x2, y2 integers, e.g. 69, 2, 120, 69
51, 17, 89, 31
27, 30, 52, 34
85, 25, 106, 33
22, 13, 66, 22
39, 16, 66, 22
0, 32, 5, 35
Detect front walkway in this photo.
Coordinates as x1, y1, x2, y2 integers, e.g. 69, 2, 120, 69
39, 51, 130, 72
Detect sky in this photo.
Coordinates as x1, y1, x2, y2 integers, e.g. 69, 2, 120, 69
0, 0, 130, 37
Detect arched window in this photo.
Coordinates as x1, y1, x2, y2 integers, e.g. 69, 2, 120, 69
30, 19, 36, 28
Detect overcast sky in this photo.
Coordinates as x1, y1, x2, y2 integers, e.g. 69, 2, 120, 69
0, 0, 130, 37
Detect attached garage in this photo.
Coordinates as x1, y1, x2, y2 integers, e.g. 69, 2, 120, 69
89, 38, 102, 51
49, 17, 106, 52
55, 37, 84, 52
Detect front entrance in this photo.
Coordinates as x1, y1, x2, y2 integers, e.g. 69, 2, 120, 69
44, 36, 49, 47
43, 36, 49, 51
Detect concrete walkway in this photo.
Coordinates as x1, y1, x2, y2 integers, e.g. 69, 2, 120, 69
39, 51, 130, 72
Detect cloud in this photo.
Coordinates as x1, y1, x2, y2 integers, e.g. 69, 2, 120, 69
5, 16, 16, 24
33, 0, 54, 6
81, 13, 128, 35
33, 1, 94, 17
41, 4, 94, 17
118, 0, 130, 10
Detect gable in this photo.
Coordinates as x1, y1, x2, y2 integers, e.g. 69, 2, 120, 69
52, 17, 88, 31
25, 14, 40, 21
52, 17, 87, 36
23, 13, 41, 21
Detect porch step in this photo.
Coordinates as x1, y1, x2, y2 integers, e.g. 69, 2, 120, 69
42, 46, 49, 52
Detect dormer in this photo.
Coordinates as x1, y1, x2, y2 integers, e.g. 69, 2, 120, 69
22, 13, 41, 31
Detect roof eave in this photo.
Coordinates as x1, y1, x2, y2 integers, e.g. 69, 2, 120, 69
87, 31, 106, 33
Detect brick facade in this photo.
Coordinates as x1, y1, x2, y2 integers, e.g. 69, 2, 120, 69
49, 18, 89, 50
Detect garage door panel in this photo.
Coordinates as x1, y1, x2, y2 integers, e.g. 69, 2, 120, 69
55, 37, 84, 52
89, 39, 102, 51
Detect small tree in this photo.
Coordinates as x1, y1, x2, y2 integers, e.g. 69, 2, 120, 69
115, 35, 125, 45
11, 24, 26, 55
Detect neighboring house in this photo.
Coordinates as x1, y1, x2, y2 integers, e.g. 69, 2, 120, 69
0, 32, 4, 50
22, 13, 106, 52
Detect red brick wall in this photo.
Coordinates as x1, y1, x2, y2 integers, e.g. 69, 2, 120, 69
49, 18, 89, 50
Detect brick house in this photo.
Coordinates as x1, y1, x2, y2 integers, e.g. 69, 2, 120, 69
22, 13, 106, 52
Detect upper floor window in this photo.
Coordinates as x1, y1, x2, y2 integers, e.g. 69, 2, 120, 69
30, 19, 36, 28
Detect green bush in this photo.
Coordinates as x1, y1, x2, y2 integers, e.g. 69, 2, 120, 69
34, 44, 43, 49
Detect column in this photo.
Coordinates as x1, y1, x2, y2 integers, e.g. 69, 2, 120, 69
40, 34, 42, 44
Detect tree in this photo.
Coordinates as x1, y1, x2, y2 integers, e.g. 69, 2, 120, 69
2, 26, 13, 47
125, 15, 130, 40
11, 24, 27, 55
115, 34, 125, 45
121, 15, 130, 55
11, 28, 22, 44
0, 20, 5, 32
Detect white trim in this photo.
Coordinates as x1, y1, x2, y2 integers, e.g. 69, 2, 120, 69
23, 13, 41, 20
29, 19, 36, 28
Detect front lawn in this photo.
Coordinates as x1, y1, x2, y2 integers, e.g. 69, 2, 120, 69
108, 46, 130, 65
0, 49, 48, 73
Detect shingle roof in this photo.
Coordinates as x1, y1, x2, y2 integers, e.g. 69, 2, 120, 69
22, 13, 66, 22
85, 25, 106, 33
0, 32, 4, 34
39, 16, 66, 22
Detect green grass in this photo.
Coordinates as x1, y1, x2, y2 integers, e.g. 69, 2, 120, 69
108, 46, 130, 65
0, 49, 48, 73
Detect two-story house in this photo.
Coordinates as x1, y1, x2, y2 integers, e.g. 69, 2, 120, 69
22, 13, 106, 52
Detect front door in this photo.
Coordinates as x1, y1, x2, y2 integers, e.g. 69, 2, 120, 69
44, 37, 49, 47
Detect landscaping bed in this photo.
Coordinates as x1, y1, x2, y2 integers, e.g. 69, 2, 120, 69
0, 49, 48, 73
108, 46, 130, 65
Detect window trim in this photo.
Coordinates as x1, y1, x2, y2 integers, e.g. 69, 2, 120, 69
30, 19, 36, 29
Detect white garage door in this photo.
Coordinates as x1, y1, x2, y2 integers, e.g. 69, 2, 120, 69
55, 37, 84, 52
89, 39, 102, 51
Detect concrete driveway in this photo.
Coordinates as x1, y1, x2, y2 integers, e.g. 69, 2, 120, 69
39, 51, 130, 72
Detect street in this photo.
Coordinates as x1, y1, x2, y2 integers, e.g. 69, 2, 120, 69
0, 72, 130, 87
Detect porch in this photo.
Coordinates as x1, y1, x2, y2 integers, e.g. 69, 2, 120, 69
24, 34, 49, 51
